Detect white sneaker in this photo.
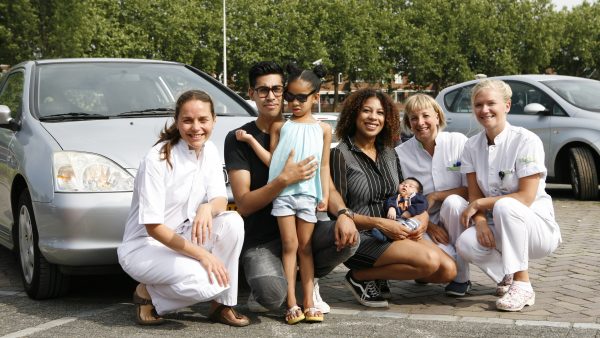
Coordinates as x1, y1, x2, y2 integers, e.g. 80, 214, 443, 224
313, 279, 331, 314
247, 292, 269, 313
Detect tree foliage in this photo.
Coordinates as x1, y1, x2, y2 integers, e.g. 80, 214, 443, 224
1, 0, 599, 92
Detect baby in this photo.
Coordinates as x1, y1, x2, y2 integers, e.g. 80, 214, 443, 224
371, 177, 428, 242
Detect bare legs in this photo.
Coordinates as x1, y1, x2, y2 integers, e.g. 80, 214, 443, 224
278, 215, 317, 311
352, 238, 456, 283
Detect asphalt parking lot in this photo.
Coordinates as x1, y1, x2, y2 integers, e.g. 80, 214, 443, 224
1, 185, 599, 337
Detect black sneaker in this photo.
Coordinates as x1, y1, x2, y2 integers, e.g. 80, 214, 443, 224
445, 280, 472, 297
376, 279, 392, 299
344, 271, 388, 308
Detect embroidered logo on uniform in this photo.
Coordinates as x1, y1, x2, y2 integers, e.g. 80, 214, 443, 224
518, 156, 536, 165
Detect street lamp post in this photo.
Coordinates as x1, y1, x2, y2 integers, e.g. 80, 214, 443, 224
223, 0, 227, 87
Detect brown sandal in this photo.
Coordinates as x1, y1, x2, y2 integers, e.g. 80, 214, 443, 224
133, 291, 165, 326
209, 304, 250, 327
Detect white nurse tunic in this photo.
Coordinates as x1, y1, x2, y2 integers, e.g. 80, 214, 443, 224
118, 139, 244, 315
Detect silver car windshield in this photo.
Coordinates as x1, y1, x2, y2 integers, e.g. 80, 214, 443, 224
541, 79, 600, 112
36, 62, 252, 119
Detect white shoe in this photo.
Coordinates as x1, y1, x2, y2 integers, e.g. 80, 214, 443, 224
247, 292, 269, 313
495, 283, 535, 312
496, 274, 514, 296
313, 279, 331, 314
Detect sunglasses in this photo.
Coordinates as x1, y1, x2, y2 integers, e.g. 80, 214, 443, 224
283, 89, 316, 103
254, 85, 284, 98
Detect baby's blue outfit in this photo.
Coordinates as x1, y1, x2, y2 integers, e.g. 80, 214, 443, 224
268, 119, 323, 201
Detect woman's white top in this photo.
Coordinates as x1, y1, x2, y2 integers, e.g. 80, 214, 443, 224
395, 131, 467, 224
396, 131, 467, 196
460, 123, 555, 222
120, 139, 226, 248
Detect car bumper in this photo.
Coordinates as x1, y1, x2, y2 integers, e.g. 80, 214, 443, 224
33, 192, 132, 266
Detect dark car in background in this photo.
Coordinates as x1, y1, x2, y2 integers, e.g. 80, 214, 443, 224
436, 75, 600, 200
0, 59, 256, 299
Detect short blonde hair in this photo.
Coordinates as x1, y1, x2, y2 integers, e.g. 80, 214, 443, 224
402, 94, 446, 133
471, 79, 512, 105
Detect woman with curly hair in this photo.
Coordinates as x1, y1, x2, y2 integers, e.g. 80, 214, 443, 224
331, 89, 456, 308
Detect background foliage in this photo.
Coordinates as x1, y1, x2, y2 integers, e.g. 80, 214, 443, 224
1, 0, 599, 94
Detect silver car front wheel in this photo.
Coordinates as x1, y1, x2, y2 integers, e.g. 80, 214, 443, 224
16, 189, 69, 299
18, 201, 35, 284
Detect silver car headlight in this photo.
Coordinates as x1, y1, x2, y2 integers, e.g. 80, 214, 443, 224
53, 151, 134, 192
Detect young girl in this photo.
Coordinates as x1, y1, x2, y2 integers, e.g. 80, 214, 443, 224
236, 63, 331, 324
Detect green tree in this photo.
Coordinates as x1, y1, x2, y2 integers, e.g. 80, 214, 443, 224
552, 2, 600, 78
0, 0, 41, 64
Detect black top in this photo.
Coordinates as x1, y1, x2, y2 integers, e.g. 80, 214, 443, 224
330, 137, 403, 219
224, 121, 280, 251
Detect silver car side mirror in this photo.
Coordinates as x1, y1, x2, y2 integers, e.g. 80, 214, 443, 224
0, 105, 20, 131
523, 103, 548, 115
0, 105, 12, 124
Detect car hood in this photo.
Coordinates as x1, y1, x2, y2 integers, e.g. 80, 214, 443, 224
41, 116, 255, 169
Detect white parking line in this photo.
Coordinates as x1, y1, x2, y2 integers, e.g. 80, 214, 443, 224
1, 318, 77, 338
330, 308, 593, 329
1, 304, 127, 338
0, 291, 25, 297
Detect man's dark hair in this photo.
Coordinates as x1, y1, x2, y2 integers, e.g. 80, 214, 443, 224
248, 61, 284, 88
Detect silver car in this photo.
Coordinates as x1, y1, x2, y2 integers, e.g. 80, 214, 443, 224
0, 58, 256, 298
436, 75, 600, 200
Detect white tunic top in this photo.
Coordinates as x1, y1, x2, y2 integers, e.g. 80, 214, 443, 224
395, 132, 467, 224
460, 123, 555, 222
120, 139, 226, 249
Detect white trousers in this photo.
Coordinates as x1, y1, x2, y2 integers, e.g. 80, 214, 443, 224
453, 196, 561, 283
430, 194, 471, 283
118, 212, 244, 315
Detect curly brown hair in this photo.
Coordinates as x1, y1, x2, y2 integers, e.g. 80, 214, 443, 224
336, 88, 400, 148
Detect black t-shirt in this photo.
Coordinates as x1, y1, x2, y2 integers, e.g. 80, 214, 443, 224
224, 121, 280, 251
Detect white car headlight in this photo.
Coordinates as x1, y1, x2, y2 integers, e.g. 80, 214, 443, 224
53, 151, 135, 192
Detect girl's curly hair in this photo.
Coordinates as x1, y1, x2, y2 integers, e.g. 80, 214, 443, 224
336, 88, 400, 148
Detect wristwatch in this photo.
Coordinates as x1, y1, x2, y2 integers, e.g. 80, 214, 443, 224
337, 208, 354, 220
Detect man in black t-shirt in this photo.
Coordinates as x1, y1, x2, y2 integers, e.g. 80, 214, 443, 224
224, 61, 359, 313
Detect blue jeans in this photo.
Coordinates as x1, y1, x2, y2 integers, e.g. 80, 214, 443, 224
241, 219, 359, 310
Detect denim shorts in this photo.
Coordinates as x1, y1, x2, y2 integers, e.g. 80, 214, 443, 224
271, 194, 318, 223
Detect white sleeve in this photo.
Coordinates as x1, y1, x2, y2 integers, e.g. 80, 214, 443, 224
516, 133, 547, 178
204, 142, 227, 201
138, 149, 167, 224
460, 136, 477, 175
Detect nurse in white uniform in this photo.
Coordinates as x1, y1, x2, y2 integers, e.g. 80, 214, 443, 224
454, 79, 561, 312
395, 94, 470, 296
117, 90, 249, 326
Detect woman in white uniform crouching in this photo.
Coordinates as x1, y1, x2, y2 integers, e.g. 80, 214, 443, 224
395, 94, 469, 296
118, 90, 249, 326
454, 79, 562, 312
